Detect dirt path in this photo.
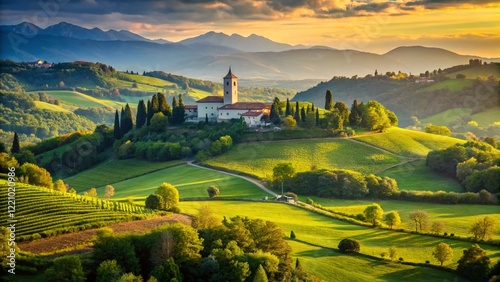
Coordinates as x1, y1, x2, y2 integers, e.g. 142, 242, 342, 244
187, 161, 277, 197
19, 214, 192, 255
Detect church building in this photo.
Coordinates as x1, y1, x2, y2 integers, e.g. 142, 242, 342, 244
188, 68, 271, 126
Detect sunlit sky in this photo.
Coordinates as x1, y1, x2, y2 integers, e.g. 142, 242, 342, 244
1, 0, 499, 57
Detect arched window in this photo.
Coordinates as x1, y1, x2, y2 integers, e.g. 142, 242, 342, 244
233, 81, 236, 86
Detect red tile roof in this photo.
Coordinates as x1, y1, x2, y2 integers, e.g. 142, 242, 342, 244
219, 102, 270, 110
196, 96, 224, 103
224, 67, 238, 79
241, 111, 263, 117
185, 105, 197, 109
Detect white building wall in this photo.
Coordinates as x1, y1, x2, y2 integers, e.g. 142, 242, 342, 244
197, 102, 224, 121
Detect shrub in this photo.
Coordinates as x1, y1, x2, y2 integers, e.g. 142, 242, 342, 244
290, 230, 296, 239
338, 238, 360, 254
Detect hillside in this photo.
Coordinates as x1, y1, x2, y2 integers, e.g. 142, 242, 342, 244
292, 63, 500, 127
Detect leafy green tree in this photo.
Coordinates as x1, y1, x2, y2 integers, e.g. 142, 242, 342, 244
359, 100, 393, 131
53, 179, 66, 192
116, 273, 143, 282
384, 211, 401, 229
97, 260, 123, 282
432, 242, 453, 266
145, 194, 164, 210
483, 137, 497, 149
389, 247, 398, 261
409, 210, 429, 232
325, 90, 333, 110
93, 232, 141, 275
149, 258, 182, 282
325, 109, 343, 130
157, 93, 171, 117
0, 226, 19, 266
152, 223, 203, 265
114, 110, 121, 139
253, 264, 268, 282
363, 203, 384, 226
349, 99, 362, 127
457, 244, 490, 281
20, 162, 53, 188
470, 216, 495, 240
193, 205, 220, 229
0, 153, 18, 173
105, 185, 115, 199
207, 185, 220, 199
149, 112, 168, 133
282, 115, 296, 129
431, 221, 444, 235
273, 163, 295, 189
334, 101, 349, 124
87, 187, 98, 198
0, 141, 7, 153
155, 182, 179, 211
136, 100, 147, 129
11, 132, 20, 153
270, 103, 281, 125
338, 238, 360, 253
425, 124, 451, 136
45, 256, 85, 282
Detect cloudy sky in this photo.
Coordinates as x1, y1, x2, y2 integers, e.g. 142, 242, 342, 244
1, 0, 499, 57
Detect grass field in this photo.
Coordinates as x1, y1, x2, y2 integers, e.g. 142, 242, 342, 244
204, 139, 404, 179
379, 160, 463, 192
64, 159, 185, 191
423, 79, 472, 91
34, 101, 72, 113
28, 91, 114, 108
446, 63, 500, 79
180, 201, 500, 267
354, 127, 465, 158
97, 164, 267, 202
421, 108, 471, 127
289, 241, 468, 282
309, 197, 500, 240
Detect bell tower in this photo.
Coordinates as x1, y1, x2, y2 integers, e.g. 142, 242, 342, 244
223, 67, 238, 105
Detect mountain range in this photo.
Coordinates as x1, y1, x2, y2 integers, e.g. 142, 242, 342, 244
1, 22, 497, 81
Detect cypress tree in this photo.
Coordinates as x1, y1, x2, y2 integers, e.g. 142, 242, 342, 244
151, 94, 159, 113
114, 110, 121, 139
11, 132, 20, 153
311, 102, 315, 112
177, 94, 185, 124
273, 97, 282, 115
172, 96, 178, 108
285, 99, 291, 116
301, 107, 306, 122
205, 114, 209, 123
136, 100, 147, 129
325, 89, 333, 110
349, 99, 362, 127
270, 103, 281, 125
294, 101, 300, 122
295, 258, 303, 272
147, 100, 153, 126
315, 108, 320, 126
124, 103, 133, 132
120, 107, 126, 136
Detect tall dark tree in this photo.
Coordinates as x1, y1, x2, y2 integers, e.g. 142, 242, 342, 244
136, 100, 147, 129
270, 103, 281, 125
121, 104, 133, 136
315, 108, 320, 126
157, 93, 171, 117
311, 103, 315, 112
294, 101, 300, 122
285, 99, 291, 116
11, 132, 20, 154
325, 90, 333, 110
300, 107, 306, 122
172, 96, 178, 109
349, 99, 362, 127
0, 142, 7, 154
120, 107, 125, 136
113, 110, 121, 139
205, 113, 209, 123
273, 97, 283, 115
146, 100, 153, 126
172, 94, 185, 125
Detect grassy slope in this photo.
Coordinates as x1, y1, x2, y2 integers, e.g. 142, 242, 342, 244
423, 79, 472, 91
204, 139, 404, 179
64, 159, 185, 191
471, 106, 500, 126
421, 108, 471, 126
354, 127, 465, 158
379, 160, 463, 192
180, 201, 500, 267
34, 101, 72, 113
289, 241, 467, 282
446, 63, 500, 79
310, 197, 500, 240
101, 164, 266, 202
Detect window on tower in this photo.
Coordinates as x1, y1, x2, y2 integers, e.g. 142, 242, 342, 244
226, 82, 229, 86
234, 82, 236, 86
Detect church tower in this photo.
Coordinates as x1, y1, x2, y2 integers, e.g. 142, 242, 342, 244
223, 67, 238, 105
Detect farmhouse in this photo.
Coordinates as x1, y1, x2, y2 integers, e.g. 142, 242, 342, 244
189, 68, 271, 126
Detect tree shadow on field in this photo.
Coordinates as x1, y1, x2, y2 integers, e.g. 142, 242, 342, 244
295, 248, 339, 258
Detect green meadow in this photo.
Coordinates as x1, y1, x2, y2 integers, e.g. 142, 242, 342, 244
471, 106, 500, 126
423, 79, 472, 91
180, 201, 500, 267
28, 90, 115, 108
446, 63, 500, 79
34, 101, 72, 113
204, 138, 404, 179
64, 159, 185, 191
421, 108, 471, 127
96, 164, 267, 202
354, 127, 465, 158
289, 241, 468, 282
310, 197, 500, 240
379, 160, 463, 192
